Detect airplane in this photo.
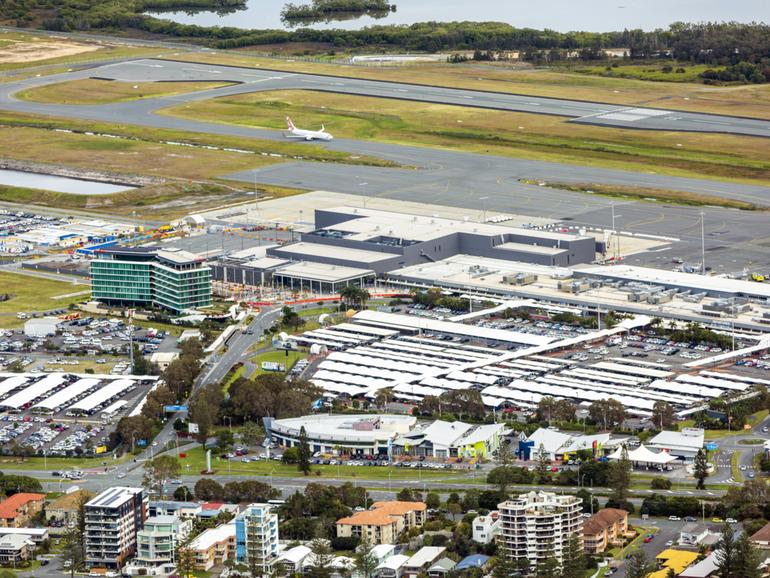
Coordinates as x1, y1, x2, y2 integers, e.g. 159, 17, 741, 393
283, 116, 333, 141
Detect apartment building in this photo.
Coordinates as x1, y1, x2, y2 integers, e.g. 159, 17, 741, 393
0, 493, 45, 528
0, 534, 34, 565
235, 504, 279, 576
582, 508, 629, 554
125, 515, 192, 576
84, 487, 147, 570
336, 501, 426, 545
187, 523, 236, 571
497, 491, 583, 569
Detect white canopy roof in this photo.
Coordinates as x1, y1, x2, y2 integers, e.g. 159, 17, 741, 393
608, 444, 676, 464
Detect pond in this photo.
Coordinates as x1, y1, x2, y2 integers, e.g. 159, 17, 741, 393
0, 169, 136, 195
155, 0, 768, 32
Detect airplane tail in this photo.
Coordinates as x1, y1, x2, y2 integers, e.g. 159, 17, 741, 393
286, 116, 296, 131
320, 124, 325, 132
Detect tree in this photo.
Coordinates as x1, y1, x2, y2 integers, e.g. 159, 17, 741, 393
625, 550, 653, 578
426, 492, 441, 510
533, 540, 560, 578
298, 426, 311, 475
143, 455, 181, 499
694, 448, 708, 490
491, 550, 517, 578
60, 490, 88, 576
716, 524, 738, 578
242, 421, 263, 446
734, 532, 763, 578
307, 538, 335, 578
651, 401, 675, 430
608, 445, 632, 503
194, 478, 225, 501
588, 399, 626, 430
354, 534, 379, 578
173, 485, 194, 501
175, 532, 196, 578
560, 533, 585, 578
535, 443, 551, 483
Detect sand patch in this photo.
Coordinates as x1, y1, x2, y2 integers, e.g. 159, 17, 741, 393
0, 40, 100, 64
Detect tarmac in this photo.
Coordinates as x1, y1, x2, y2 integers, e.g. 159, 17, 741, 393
2, 59, 770, 268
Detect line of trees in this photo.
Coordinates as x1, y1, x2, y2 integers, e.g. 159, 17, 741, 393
7, 1, 770, 70
281, 0, 395, 23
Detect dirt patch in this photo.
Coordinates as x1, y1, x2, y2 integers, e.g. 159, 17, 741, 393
0, 40, 100, 64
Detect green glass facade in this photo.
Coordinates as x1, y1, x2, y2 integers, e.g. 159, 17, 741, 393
90, 250, 212, 313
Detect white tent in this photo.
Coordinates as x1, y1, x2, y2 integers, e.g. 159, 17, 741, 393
608, 444, 676, 464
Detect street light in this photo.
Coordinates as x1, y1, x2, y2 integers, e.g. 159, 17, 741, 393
360, 182, 369, 208
479, 196, 489, 223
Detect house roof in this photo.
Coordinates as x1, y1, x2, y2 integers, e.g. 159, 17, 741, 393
0, 493, 45, 520
377, 554, 410, 571
751, 521, 770, 543
678, 552, 719, 578
336, 510, 398, 527
405, 547, 446, 568
0, 534, 32, 549
276, 545, 312, 565
526, 428, 573, 454
455, 554, 490, 570
189, 523, 235, 551
428, 558, 456, 572
681, 523, 708, 536
582, 508, 628, 536
371, 501, 427, 515
48, 489, 93, 512
649, 550, 699, 578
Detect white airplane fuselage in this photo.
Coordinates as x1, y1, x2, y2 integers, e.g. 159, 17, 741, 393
284, 116, 333, 141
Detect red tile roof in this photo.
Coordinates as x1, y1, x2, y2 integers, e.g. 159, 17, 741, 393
0, 493, 45, 520
583, 508, 628, 536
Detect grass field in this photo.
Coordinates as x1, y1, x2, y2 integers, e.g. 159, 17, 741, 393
570, 62, 714, 83
0, 271, 87, 328
250, 348, 308, 375
162, 89, 770, 186
0, 452, 129, 471
17, 79, 235, 105
525, 181, 765, 211
173, 53, 770, 120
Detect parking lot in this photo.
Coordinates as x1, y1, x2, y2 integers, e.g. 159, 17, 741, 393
0, 370, 159, 457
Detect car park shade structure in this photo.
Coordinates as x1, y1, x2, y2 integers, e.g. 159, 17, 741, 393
31, 378, 100, 412
68, 379, 135, 414
0, 374, 67, 410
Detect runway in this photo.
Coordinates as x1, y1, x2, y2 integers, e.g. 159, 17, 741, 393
1, 59, 770, 268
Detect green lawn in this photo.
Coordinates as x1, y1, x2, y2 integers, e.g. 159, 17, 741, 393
0, 452, 130, 471
251, 348, 309, 375
570, 62, 715, 83
180, 446, 463, 481
162, 89, 770, 188
0, 271, 87, 328
680, 409, 769, 440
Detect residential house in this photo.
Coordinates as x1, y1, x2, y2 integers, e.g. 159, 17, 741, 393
427, 558, 456, 578
648, 550, 699, 578
187, 523, 236, 571
0, 493, 45, 528
751, 520, 770, 549
274, 545, 312, 576
679, 523, 710, 546
472, 511, 500, 544
47, 489, 93, 528
0, 528, 48, 543
0, 534, 34, 566
401, 547, 446, 578
377, 554, 410, 578
678, 552, 719, 578
454, 554, 491, 573
148, 500, 201, 519
582, 508, 629, 554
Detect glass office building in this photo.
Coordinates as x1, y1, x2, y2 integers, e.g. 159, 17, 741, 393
91, 246, 212, 313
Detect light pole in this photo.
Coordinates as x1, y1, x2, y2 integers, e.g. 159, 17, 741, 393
479, 196, 489, 223
360, 182, 369, 208
700, 210, 706, 275
224, 416, 232, 432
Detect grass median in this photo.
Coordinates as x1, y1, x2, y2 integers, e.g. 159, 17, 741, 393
171, 52, 770, 120
16, 79, 235, 105
160, 89, 770, 186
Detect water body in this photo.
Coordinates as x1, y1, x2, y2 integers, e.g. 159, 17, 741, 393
157, 0, 769, 32
0, 170, 136, 195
